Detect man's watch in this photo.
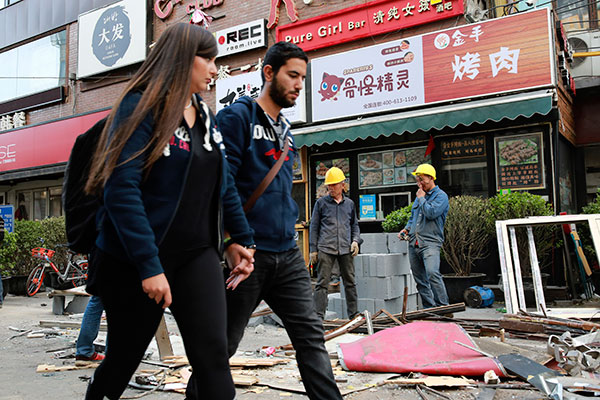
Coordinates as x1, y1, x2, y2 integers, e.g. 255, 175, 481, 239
244, 244, 257, 250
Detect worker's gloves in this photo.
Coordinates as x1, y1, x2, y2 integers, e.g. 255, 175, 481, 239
309, 252, 318, 265
351, 241, 359, 257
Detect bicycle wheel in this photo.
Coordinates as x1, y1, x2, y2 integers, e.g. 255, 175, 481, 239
26, 265, 45, 297
70, 261, 88, 288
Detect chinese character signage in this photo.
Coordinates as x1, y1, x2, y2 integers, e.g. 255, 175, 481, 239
0, 205, 14, 234
358, 146, 430, 189
78, 0, 147, 78
359, 195, 377, 219
315, 158, 350, 198
215, 19, 267, 58
441, 136, 485, 159
0, 112, 26, 132
310, 9, 553, 122
215, 70, 307, 123
422, 9, 553, 103
277, 0, 463, 52
495, 133, 544, 190
0, 110, 109, 173
312, 38, 425, 121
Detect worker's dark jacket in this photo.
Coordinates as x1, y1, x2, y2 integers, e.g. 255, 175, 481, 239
309, 194, 361, 255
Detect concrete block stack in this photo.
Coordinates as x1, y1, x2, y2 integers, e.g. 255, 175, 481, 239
327, 233, 420, 319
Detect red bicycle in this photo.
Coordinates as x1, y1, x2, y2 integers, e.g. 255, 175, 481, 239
25, 245, 88, 297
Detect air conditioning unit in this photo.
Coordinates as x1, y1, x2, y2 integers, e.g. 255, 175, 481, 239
567, 30, 600, 89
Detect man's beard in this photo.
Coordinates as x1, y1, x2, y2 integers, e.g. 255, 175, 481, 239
269, 75, 297, 109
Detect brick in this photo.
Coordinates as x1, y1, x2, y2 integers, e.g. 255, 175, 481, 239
357, 298, 375, 314
353, 255, 363, 277
356, 276, 367, 298
360, 233, 389, 254
388, 234, 409, 254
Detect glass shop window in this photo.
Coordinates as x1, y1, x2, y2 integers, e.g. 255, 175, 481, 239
440, 136, 488, 198
0, 30, 66, 103
49, 187, 62, 218
33, 190, 48, 221
379, 192, 412, 219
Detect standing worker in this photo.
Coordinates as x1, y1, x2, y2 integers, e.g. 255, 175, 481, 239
398, 163, 449, 309
83, 23, 255, 400
187, 42, 343, 400
310, 167, 361, 320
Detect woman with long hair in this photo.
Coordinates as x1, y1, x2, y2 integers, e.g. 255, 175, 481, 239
83, 23, 255, 400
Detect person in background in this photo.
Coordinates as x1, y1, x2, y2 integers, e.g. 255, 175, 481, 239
189, 42, 343, 400
398, 163, 449, 309
74, 295, 105, 363
82, 23, 255, 400
310, 167, 361, 320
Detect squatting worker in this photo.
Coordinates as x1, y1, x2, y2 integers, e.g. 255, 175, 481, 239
83, 23, 255, 400
310, 167, 361, 320
398, 163, 449, 309
187, 42, 344, 400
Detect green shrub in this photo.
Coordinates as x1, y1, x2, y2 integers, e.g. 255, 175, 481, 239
382, 203, 413, 232
487, 191, 555, 273
442, 196, 492, 276
0, 217, 67, 276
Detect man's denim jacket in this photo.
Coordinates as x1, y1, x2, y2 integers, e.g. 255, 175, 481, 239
404, 186, 449, 248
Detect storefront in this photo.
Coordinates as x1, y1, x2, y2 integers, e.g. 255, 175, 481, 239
0, 0, 148, 220
283, 8, 577, 240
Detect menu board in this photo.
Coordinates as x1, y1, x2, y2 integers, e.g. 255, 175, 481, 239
441, 136, 486, 160
495, 133, 544, 190
315, 158, 350, 199
358, 146, 430, 189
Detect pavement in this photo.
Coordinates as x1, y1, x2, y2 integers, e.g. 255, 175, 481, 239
0, 291, 544, 399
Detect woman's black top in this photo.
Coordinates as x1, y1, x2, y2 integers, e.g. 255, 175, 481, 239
159, 114, 221, 258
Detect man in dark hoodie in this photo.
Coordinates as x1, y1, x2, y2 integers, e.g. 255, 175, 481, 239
213, 42, 342, 399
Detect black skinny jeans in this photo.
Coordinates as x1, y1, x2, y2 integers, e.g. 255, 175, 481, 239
86, 248, 234, 400
226, 247, 342, 399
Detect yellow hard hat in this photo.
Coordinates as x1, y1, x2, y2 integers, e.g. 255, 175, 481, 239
411, 163, 436, 180
324, 167, 346, 185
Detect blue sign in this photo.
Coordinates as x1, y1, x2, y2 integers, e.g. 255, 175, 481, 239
92, 5, 132, 67
359, 195, 376, 220
0, 205, 14, 233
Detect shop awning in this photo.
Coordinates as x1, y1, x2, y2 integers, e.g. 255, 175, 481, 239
293, 90, 555, 147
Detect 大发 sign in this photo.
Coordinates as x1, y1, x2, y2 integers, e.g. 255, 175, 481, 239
215, 19, 268, 58
215, 70, 307, 123
78, 0, 147, 78
277, 0, 463, 52
310, 9, 553, 122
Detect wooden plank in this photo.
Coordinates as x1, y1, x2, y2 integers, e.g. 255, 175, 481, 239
232, 373, 259, 386
499, 318, 545, 333
37, 363, 98, 372
39, 320, 107, 331
155, 315, 173, 361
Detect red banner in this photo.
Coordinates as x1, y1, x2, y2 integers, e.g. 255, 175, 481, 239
0, 110, 109, 173
276, 0, 464, 52
422, 9, 553, 103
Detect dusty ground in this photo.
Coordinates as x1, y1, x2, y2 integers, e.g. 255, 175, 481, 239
0, 292, 545, 400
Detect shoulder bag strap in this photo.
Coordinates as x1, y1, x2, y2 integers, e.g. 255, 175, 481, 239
243, 137, 289, 213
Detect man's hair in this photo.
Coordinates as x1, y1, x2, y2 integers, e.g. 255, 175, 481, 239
261, 41, 308, 84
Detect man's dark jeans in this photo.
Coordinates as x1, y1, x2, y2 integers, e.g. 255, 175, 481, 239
314, 252, 358, 319
227, 247, 342, 400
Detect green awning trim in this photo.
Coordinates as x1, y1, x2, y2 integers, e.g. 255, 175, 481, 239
293, 93, 554, 148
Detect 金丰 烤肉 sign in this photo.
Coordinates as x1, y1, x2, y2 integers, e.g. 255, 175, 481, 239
310, 9, 553, 122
